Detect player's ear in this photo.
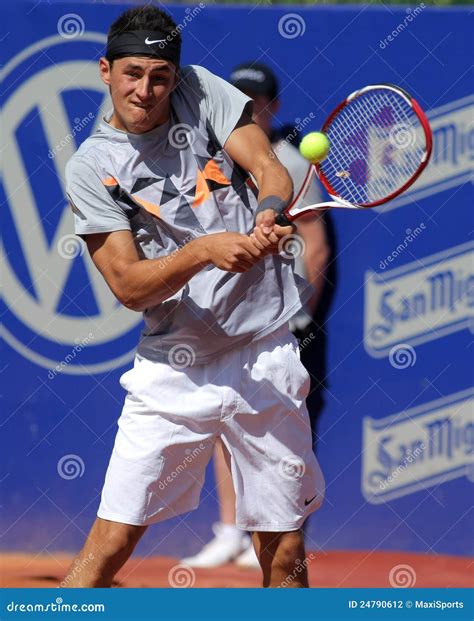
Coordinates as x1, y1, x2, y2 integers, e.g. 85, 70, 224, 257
99, 57, 112, 86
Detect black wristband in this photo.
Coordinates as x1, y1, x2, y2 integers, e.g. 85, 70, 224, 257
254, 195, 287, 218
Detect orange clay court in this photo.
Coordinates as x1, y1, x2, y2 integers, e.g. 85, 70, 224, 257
1, 550, 472, 588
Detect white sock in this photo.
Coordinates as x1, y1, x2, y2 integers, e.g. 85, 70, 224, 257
216, 522, 245, 541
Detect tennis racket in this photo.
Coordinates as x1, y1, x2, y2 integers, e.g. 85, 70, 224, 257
276, 84, 432, 225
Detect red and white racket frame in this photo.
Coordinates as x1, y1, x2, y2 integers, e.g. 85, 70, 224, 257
286, 84, 433, 220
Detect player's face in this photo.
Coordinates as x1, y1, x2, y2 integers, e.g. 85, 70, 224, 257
100, 56, 178, 133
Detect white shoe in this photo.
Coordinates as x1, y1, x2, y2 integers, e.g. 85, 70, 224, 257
235, 543, 260, 569
181, 523, 250, 568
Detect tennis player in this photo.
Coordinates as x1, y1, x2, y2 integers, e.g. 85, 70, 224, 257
63, 5, 325, 588
183, 63, 329, 569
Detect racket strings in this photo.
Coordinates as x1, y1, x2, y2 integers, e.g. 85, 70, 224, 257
340, 94, 418, 200
320, 88, 427, 205
371, 90, 423, 172
327, 92, 411, 198
330, 93, 421, 202
329, 93, 417, 200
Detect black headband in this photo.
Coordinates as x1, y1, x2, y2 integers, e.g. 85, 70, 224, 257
106, 30, 181, 66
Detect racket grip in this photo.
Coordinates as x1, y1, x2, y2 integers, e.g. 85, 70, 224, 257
275, 213, 291, 226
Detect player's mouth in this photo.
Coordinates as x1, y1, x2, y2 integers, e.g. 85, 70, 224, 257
131, 102, 154, 112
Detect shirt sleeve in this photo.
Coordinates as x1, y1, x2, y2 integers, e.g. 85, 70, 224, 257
65, 156, 131, 236
190, 65, 253, 147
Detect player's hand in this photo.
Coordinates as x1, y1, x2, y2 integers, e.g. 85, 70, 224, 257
199, 232, 264, 273
250, 220, 295, 256
255, 208, 276, 235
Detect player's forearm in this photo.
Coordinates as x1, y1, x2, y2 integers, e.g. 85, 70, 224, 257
120, 238, 210, 311
224, 118, 293, 205
253, 157, 293, 206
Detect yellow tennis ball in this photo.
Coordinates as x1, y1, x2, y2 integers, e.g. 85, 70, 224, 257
299, 132, 330, 163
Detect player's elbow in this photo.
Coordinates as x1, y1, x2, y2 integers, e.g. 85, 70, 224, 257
116, 287, 144, 312
116, 283, 167, 312
108, 270, 147, 312
109, 260, 166, 312
121, 294, 145, 312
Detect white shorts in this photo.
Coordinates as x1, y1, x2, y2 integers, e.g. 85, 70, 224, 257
98, 325, 325, 531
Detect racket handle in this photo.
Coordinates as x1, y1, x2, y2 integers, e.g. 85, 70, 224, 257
275, 213, 291, 226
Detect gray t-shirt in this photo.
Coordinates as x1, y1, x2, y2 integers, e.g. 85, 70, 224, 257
66, 65, 308, 364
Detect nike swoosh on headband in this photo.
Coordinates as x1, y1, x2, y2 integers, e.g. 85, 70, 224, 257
145, 37, 167, 45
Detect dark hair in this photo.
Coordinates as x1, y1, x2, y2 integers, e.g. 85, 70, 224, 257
107, 5, 182, 63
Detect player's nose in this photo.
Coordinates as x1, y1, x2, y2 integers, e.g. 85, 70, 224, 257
135, 77, 153, 100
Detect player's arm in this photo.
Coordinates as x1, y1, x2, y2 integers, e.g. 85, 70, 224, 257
82, 228, 264, 311
223, 114, 294, 249
224, 115, 293, 219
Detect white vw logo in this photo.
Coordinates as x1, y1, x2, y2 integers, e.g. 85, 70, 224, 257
1, 35, 142, 374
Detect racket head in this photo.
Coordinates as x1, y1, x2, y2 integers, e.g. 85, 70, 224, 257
315, 84, 432, 208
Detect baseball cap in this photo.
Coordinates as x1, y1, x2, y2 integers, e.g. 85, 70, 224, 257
229, 62, 279, 100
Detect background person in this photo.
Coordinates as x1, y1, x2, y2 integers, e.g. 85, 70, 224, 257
182, 62, 330, 569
